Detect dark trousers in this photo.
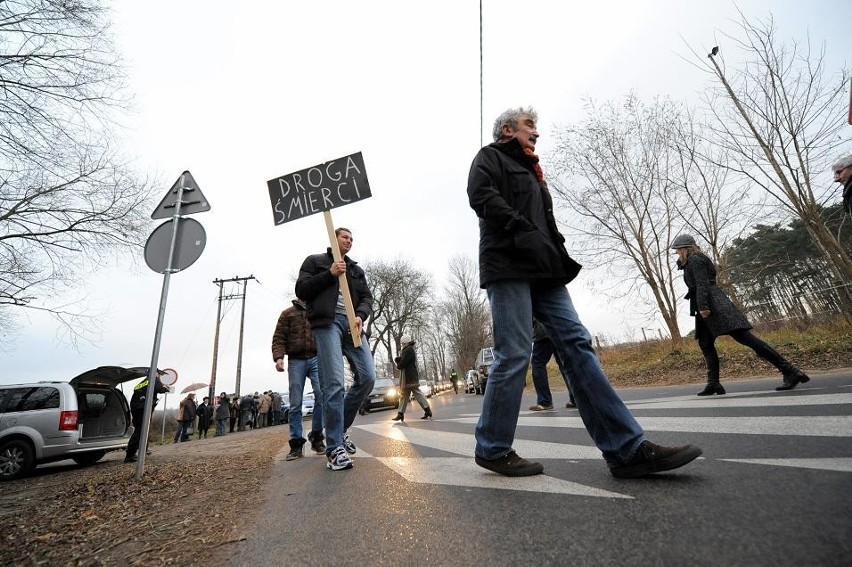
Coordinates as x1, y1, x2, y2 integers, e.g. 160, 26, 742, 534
530, 337, 576, 406
126, 408, 145, 458
696, 317, 791, 384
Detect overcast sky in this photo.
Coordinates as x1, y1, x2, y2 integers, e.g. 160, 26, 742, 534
2, 0, 849, 405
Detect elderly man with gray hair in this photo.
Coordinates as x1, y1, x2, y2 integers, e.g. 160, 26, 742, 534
832, 154, 852, 215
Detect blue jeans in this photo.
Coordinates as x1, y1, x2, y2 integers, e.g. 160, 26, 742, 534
216, 417, 227, 436
287, 357, 324, 441
475, 281, 645, 465
531, 337, 576, 406
313, 314, 376, 455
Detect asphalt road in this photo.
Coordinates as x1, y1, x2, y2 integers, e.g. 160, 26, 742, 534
224, 371, 852, 566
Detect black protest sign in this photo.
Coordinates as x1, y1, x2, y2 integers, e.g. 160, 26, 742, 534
267, 152, 372, 226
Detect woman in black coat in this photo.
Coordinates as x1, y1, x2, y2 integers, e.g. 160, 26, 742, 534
672, 234, 810, 395
391, 335, 432, 422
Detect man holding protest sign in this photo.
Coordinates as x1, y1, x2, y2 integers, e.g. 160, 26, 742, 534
296, 227, 376, 471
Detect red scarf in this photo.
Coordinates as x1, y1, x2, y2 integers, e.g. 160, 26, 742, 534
523, 148, 545, 183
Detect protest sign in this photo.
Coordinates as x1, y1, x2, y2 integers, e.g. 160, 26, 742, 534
266, 151, 371, 225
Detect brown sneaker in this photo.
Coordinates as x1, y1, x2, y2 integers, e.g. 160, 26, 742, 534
475, 451, 544, 477
609, 441, 702, 479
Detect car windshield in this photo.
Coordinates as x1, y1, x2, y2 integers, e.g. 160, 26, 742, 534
374, 378, 395, 388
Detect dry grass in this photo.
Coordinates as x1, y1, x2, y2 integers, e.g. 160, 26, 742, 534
0, 426, 288, 566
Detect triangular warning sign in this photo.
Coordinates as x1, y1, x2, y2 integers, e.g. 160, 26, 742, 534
151, 171, 212, 219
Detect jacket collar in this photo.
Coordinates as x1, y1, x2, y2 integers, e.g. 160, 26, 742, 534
490, 138, 537, 174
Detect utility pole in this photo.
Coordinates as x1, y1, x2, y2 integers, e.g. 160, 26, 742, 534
208, 281, 224, 403
210, 275, 255, 398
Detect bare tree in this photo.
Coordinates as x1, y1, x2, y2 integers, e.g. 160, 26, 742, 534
697, 13, 852, 311
361, 257, 432, 369
668, 107, 765, 305
0, 0, 155, 344
549, 95, 686, 342
441, 255, 491, 370
417, 304, 449, 381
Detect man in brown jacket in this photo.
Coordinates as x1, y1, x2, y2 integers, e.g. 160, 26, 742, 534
272, 298, 325, 460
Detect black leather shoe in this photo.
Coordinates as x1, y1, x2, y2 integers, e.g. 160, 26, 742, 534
124, 456, 137, 463
610, 441, 702, 479
475, 451, 543, 477
776, 371, 810, 391
392, 412, 404, 422
697, 383, 725, 396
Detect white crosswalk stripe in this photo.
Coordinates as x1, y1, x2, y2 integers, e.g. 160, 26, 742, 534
446, 415, 851, 437
623, 391, 852, 409
377, 456, 632, 498
720, 457, 852, 473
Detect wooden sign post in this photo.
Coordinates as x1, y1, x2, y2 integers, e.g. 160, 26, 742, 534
267, 151, 372, 347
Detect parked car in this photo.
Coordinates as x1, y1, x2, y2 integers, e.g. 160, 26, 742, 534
280, 390, 316, 422
465, 369, 483, 394
419, 380, 433, 398
0, 366, 153, 481
472, 347, 494, 394
359, 377, 400, 414
303, 391, 315, 417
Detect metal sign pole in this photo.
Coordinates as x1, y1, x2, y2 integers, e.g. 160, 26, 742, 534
136, 175, 186, 480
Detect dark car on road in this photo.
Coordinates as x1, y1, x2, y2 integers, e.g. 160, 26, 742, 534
359, 377, 400, 414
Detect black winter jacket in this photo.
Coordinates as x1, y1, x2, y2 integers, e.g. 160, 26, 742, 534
130, 376, 170, 412
679, 251, 751, 338
467, 138, 581, 288
271, 299, 316, 360
843, 177, 851, 216
295, 248, 373, 328
395, 343, 419, 386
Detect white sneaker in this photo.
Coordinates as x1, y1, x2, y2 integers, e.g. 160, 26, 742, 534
326, 446, 353, 471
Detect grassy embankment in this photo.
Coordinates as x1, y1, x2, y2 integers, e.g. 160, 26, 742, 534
537, 319, 852, 390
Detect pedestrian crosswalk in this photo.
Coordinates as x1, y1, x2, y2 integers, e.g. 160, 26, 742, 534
343, 386, 852, 496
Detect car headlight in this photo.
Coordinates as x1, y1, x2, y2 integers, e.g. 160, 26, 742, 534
387, 387, 397, 398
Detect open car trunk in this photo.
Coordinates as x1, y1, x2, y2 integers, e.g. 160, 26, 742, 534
76, 388, 130, 439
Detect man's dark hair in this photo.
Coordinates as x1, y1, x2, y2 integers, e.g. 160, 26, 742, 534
335, 227, 352, 236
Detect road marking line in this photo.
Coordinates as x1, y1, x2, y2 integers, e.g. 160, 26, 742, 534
377, 457, 632, 498
721, 457, 852, 473
356, 422, 603, 458
445, 415, 851, 437
623, 392, 852, 409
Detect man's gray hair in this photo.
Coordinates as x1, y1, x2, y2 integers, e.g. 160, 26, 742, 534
492, 107, 538, 142
832, 154, 852, 172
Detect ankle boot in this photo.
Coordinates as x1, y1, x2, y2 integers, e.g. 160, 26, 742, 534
697, 383, 725, 396
421, 407, 432, 419
776, 366, 810, 391
392, 412, 404, 422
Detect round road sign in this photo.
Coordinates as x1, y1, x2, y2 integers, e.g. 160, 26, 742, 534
144, 217, 206, 274
160, 368, 179, 386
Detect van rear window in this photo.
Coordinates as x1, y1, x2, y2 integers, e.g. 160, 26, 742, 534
5, 387, 60, 411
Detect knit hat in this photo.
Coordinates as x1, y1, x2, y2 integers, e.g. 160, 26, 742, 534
400, 335, 412, 346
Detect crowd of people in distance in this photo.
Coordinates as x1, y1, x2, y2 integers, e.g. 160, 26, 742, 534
171, 390, 290, 443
